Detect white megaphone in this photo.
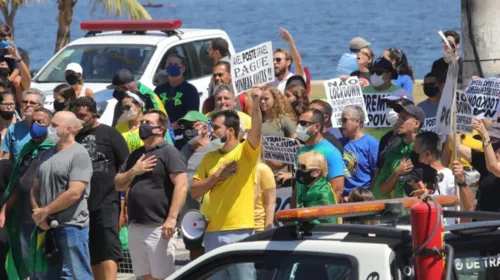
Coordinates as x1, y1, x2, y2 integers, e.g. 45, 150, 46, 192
181, 210, 207, 240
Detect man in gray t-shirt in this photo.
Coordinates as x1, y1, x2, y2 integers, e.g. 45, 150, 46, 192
31, 111, 93, 280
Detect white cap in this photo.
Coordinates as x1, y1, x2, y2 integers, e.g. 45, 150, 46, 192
65, 62, 83, 74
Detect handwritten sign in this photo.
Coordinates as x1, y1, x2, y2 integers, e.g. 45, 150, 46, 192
465, 78, 500, 120
262, 136, 300, 165
436, 36, 459, 136
324, 77, 368, 127
456, 90, 473, 133
363, 93, 391, 128
231, 41, 274, 93
421, 117, 437, 133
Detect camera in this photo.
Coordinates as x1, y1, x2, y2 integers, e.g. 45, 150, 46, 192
400, 165, 440, 197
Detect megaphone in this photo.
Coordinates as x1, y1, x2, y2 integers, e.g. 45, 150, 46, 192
181, 210, 207, 240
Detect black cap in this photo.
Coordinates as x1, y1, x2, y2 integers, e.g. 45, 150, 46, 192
107, 69, 135, 89
394, 104, 425, 125
473, 122, 500, 141
368, 57, 399, 80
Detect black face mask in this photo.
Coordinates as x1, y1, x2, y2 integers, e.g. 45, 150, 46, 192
0, 110, 14, 120
423, 84, 440, 97
295, 169, 317, 185
65, 74, 79, 85
139, 122, 161, 140
53, 101, 67, 112
0, 67, 9, 78
182, 128, 199, 142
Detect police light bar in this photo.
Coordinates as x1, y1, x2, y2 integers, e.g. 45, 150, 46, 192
80, 20, 182, 32
276, 195, 458, 222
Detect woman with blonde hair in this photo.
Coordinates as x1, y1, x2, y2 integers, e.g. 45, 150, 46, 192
295, 151, 337, 224
260, 86, 296, 138
284, 85, 309, 119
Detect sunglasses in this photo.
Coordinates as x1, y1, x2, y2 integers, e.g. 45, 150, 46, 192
370, 70, 388, 76
298, 120, 317, 127
273, 58, 283, 63
21, 100, 38, 106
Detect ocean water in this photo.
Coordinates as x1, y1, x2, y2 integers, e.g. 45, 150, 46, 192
14, 0, 460, 79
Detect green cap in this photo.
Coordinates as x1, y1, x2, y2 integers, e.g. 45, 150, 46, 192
178, 111, 209, 124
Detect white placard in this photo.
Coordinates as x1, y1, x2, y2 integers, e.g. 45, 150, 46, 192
363, 93, 391, 128
262, 136, 300, 165
231, 41, 274, 94
323, 77, 368, 127
455, 90, 473, 133
465, 78, 500, 120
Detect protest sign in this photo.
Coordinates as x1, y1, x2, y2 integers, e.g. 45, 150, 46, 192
455, 90, 473, 133
231, 41, 274, 93
262, 136, 300, 165
324, 77, 368, 127
465, 78, 500, 120
363, 93, 391, 128
421, 117, 437, 133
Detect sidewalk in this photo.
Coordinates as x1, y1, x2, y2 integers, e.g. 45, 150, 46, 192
117, 237, 190, 280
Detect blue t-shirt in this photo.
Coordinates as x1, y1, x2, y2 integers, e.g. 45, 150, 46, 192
340, 134, 379, 192
297, 139, 344, 180
393, 74, 413, 94
336, 52, 358, 77
417, 99, 439, 119
1, 121, 31, 162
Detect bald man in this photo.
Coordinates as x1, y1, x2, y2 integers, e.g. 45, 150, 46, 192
30, 111, 94, 279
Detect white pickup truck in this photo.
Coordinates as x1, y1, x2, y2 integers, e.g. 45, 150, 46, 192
30, 20, 235, 126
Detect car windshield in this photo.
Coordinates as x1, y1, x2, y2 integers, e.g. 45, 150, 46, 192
35, 44, 156, 83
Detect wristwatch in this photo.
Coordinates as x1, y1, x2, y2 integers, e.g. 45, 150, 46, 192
483, 139, 491, 148
457, 181, 467, 188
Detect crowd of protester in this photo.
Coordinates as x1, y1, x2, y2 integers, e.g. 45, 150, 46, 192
0, 24, 495, 280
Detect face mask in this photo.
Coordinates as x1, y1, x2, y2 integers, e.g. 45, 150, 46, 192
0, 67, 9, 78
79, 118, 93, 133
139, 122, 161, 140
166, 64, 182, 77
295, 169, 317, 186
47, 126, 60, 144
0, 110, 14, 120
30, 123, 48, 139
386, 108, 399, 126
423, 84, 440, 97
53, 101, 67, 112
296, 125, 311, 142
65, 74, 79, 85
183, 128, 201, 144
209, 138, 225, 150
124, 109, 138, 120
370, 73, 385, 87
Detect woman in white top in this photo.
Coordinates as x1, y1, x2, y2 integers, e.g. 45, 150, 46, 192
64, 62, 94, 99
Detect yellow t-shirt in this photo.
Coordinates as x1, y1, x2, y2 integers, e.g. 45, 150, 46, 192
206, 110, 252, 130
193, 140, 261, 232
254, 162, 276, 232
115, 122, 143, 152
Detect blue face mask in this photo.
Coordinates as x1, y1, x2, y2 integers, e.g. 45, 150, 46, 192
166, 64, 182, 77
30, 123, 48, 139
0, 40, 10, 49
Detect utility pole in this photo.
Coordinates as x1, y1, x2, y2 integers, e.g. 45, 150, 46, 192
461, 0, 500, 86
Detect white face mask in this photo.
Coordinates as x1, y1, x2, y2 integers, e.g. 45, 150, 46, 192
370, 73, 385, 87
386, 108, 399, 126
47, 126, 60, 144
296, 124, 311, 142
124, 109, 138, 120
208, 138, 225, 150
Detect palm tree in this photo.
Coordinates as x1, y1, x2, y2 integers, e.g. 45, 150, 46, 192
0, 0, 43, 39
54, 0, 152, 53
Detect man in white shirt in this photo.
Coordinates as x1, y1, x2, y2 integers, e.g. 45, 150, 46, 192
414, 131, 474, 224
269, 28, 305, 93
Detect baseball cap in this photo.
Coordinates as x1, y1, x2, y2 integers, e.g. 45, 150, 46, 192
368, 57, 399, 80
393, 104, 425, 124
65, 63, 83, 74
107, 69, 135, 89
383, 89, 414, 103
349, 37, 370, 51
473, 122, 500, 141
178, 111, 209, 125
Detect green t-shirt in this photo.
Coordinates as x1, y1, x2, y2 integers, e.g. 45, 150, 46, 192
296, 177, 338, 224
363, 84, 404, 140
372, 140, 414, 199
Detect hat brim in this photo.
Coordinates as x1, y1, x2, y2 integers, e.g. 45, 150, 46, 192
383, 96, 403, 101
367, 66, 399, 80
106, 84, 117, 89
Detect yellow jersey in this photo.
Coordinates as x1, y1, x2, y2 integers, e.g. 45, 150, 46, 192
254, 162, 276, 231
115, 122, 143, 152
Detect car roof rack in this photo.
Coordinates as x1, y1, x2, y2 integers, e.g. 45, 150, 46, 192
80, 20, 183, 37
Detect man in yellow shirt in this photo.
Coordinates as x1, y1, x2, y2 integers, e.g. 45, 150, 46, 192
191, 87, 262, 278
206, 84, 252, 132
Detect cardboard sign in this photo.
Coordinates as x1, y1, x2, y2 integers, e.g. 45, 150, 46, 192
262, 136, 300, 165
455, 90, 473, 133
436, 41, 459, 136
363, 93, 391, 128
421, 117, 437, 133
231, 41, 274, 93
324, 77, 368, 127
465, 78, 500, 120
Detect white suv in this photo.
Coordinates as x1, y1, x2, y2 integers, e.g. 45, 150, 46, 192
30, 20, 235, 125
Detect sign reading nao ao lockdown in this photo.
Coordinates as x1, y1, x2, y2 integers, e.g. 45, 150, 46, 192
231, 41, 274, 94
324, 77, 368, 127
465, 78, 500, 120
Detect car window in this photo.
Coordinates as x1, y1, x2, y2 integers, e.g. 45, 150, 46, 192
156, 44, 193, 81
36, 45, 155, 83
176, 252, 356, 280
192, 39, 216, 77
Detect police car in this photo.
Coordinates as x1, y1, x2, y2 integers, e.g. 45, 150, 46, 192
169, 195, 500, 280
30, 19, 235, 125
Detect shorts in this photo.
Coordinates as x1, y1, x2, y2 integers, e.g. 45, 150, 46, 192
89, 201, 122, 265
128, 223, 176, 279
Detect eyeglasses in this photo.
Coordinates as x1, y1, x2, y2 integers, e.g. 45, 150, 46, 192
370, 70, 387, 76
0, 102, 14, 108
298, 120, 317, 127
340, 117, 353, 123
273, 58, 283, 63
358, 51, 370, 57
21, 100, 38, 106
